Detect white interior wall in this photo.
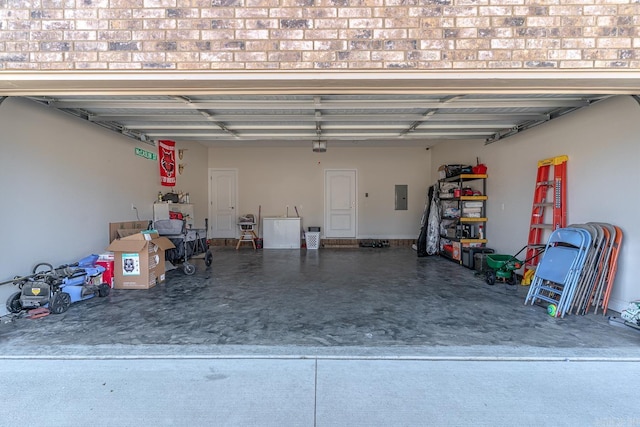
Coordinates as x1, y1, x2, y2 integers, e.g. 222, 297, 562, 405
208, 146, 431, 239
0, 98, 209, 314
172, 143, 209, 229
430, 95, 640, 313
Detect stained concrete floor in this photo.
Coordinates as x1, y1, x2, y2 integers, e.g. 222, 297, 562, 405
0, 248, 638, 358
2, 248, 640, 426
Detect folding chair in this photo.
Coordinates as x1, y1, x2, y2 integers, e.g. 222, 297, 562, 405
568, 223, 603, 315
524, 227, 591, 318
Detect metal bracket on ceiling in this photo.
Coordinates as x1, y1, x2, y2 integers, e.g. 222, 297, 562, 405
484, 96, 611, 145
25, 95, 155, 145
200, 111, 239, 138
400, 110, 436, 136
632, 95, 640, 106
399, 95, 461, 137
173, 95, 239, 138
314, 97, 323, 139
86, 111, 154, 144
121, 128, 149, 142
485, 119, 549, 145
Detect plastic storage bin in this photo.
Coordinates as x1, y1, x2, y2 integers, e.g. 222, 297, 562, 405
305, 232, 320, 250
474, 251, 495, 273
462, 247, 495, 270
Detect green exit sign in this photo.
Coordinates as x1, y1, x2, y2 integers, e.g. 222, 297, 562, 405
135, 147, 157, 160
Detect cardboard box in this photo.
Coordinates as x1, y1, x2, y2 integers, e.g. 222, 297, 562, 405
452, 241, 461, 261
106, 231, 174, 290
109, 221, 151, 243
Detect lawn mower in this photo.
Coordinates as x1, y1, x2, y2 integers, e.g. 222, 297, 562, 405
5, 256, 111, 316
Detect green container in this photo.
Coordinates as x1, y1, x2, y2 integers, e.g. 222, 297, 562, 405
486, 254, 523, 279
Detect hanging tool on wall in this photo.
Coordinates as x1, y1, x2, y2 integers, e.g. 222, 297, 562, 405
294, 206, 305, 248
257, 205, 261, 238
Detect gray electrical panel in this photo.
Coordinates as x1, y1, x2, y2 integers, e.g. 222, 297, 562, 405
395, 185, 408, 210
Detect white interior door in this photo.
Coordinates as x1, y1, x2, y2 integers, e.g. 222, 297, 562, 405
209, 169, 238, 238
325, 169, 357, 238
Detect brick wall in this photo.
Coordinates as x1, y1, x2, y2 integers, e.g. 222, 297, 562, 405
0, 0, 638, 70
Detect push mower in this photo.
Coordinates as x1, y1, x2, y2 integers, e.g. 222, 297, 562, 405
5, 256, 111, 316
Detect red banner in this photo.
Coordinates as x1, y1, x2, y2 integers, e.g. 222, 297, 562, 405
158, 140, 176, 187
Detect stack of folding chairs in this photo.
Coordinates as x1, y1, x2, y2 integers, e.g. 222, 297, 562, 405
524, 223, 622, 318
570, 223, 623, 315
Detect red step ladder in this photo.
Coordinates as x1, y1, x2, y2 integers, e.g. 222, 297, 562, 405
522, 155, 568, 284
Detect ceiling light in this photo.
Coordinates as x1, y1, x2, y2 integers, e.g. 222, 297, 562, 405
312, 140, 326, 152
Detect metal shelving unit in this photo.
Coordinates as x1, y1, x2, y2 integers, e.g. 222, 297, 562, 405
438, 173, 488, 263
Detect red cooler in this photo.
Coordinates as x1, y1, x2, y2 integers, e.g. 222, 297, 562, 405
97, 253, 115, 288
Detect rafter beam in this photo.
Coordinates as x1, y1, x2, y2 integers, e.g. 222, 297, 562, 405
47, 98, 593, 110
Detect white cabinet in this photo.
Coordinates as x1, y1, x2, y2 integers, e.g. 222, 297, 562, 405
153, 203, 194, 228
263, 217, 301, 249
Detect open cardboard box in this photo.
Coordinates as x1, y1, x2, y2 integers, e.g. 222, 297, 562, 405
106, 231, 175, 290
109, 220, 151, 243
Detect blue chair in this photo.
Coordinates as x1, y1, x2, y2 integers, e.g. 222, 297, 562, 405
524, 227, 591, 317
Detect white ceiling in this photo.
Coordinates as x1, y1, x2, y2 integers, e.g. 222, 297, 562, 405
3, 71, 638, 148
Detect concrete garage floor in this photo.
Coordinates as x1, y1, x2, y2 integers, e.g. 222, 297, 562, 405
2, 248, 640, 426
0, 247, 638, 357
